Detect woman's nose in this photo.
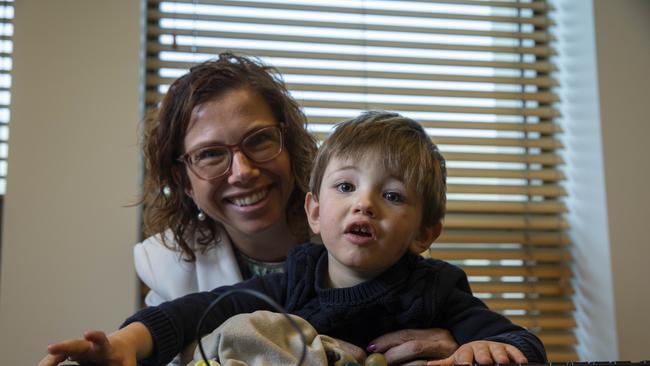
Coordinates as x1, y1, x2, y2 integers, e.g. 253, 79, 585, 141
228, 150, 259, 184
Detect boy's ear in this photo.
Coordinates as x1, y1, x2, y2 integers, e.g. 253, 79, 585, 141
304, 192, 322, 235
409, 222, 443, 254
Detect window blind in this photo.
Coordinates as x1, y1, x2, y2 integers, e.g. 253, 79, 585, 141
145, 0, 574, 361
0, 0, 13, 196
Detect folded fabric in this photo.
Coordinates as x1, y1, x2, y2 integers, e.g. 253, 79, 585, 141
187, 310, 357, 366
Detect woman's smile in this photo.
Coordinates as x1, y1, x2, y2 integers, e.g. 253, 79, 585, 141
225, 186, 270, 208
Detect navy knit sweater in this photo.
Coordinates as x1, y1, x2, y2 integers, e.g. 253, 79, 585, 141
124, 243, 547, 365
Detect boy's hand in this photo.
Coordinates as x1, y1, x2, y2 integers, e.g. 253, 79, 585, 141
366, 328, 459, 365
38, 323, 152, 366
38, 330, 136, 366
425, 340, 527, 366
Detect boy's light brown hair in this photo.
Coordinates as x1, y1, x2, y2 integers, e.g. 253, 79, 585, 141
309, 111, 447, 229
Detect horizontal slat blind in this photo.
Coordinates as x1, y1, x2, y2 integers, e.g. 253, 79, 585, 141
0, 1, 13, 195
145, 0, 574, 361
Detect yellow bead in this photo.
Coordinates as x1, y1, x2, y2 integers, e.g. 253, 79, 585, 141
365, 352, 387, 366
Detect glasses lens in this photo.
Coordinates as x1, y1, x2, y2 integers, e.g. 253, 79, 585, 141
242, 127, 283, 162
191, 146, 230, 179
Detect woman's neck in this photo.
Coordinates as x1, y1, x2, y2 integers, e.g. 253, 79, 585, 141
224, 221, 303, 262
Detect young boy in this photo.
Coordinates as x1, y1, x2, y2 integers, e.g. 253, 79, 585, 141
41, 111, 546, 366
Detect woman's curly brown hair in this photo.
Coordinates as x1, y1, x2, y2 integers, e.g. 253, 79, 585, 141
141, 53, 317, 261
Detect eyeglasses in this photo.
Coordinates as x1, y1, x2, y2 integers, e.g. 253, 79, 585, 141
179, 125, 284, 180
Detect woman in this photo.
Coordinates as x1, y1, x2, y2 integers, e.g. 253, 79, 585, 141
136, 52, 316, 306
40, 53, 458, 366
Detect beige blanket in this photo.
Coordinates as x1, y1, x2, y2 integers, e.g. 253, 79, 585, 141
186, 310, 356, 366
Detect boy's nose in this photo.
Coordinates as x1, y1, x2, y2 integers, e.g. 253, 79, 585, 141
353, 195, 375, 217
228, 151, 259, 184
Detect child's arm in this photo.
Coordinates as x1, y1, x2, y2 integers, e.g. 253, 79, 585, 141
426, 340, 527, 366
38, 322, 153, 366
433, 262, 547, 363
122, 274, 287, 364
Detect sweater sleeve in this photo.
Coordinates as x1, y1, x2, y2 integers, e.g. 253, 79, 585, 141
434, 263, 547, 363
121, 272, 288, 366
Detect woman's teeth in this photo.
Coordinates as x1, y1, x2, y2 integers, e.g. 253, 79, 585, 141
231, 190, 268, 207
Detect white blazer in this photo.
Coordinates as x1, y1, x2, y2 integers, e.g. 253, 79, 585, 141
134, 230, 244, 306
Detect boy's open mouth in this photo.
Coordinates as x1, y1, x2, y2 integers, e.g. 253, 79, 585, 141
344, 222, 375, 238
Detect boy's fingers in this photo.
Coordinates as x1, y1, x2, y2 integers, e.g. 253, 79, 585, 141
47, 338, 93, 355
84, 330, 110, 350
487, 344, 510, 364
504, 344, 528, 364
40, 338, 93, 366
38, 353, 67, 366
43, 332, 112, 365
453, 345, 476, 366
427, 341, 528, 366
427, 355, 459, 366
470, 343, 493, 365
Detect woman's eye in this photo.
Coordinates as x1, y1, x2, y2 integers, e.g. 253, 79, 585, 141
246, 129, 281, 149
336, 182, 355, 193
246, 132, 271, 147
384, 191, 404, 203
194, 147, 227, 162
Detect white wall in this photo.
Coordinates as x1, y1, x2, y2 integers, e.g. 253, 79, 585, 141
0, 1, 143, 365
593, 0, 650, 360
558, 0, 650, 361
554, 0, 619, 360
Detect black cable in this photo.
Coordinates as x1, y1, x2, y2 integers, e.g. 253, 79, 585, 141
195, 288, 307, 366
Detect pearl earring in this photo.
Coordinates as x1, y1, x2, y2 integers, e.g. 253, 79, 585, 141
197, 209, 206, 221
162, 185, 172, 198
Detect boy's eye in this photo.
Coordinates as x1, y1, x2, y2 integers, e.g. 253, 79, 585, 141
336, 182, 355, 193
384, 191, 404, 203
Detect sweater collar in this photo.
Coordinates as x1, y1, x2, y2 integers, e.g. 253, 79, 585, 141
314, 249, 418, 304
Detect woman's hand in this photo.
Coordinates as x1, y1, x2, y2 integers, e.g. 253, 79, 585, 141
367, 328, 459, 365
38, 323, 152, 366
335, 337, 367, 364
425, 340, 527, 366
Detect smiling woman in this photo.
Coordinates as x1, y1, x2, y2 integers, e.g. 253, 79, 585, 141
179, 87, 297, 262
137, 53, 316, 295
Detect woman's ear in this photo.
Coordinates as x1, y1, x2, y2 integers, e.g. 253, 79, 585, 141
172, 166, 194, 199
409, 222, 443, 254
304, 192, 321, 235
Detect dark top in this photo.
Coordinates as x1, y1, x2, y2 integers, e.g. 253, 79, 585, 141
124, 243, 547, 366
